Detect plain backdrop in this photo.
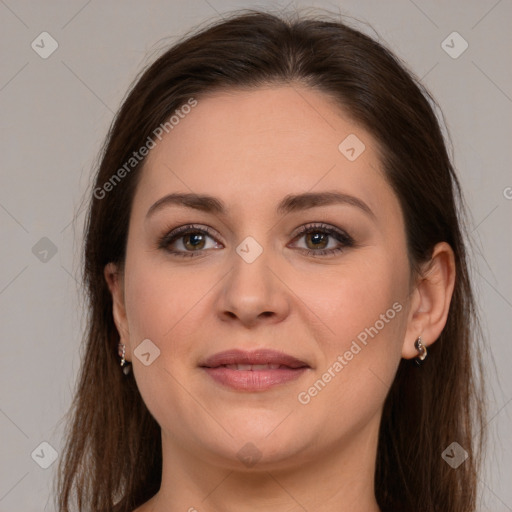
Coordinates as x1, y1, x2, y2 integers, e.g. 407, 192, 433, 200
0, 1, 511, 510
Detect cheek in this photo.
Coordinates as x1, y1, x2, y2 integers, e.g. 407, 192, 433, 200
297, 251, 408, 417
306, 250, 408, 350
123, 243, 198, 341
122, 253, 205, 427
123, 249, 221, 371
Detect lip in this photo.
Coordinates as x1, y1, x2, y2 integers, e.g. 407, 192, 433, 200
200, 348, 309, 369
200, 349, 310, 392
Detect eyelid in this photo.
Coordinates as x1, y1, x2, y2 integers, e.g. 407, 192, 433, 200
158, 223, 222, 249
290, 222, 353, 242
288, 223, 355, 254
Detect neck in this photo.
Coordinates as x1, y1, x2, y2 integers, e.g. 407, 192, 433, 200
140, 415, 382, 512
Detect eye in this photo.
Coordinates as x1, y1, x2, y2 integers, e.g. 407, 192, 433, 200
158, 222, 355, 258
289, 223, 355, 256
158, 224, 222, 258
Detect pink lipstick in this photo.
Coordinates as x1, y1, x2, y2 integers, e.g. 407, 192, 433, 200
200, 349, 310, 391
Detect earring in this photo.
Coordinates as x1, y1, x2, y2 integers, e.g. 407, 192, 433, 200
118, 342, 132, 375
414, 336, 427, 366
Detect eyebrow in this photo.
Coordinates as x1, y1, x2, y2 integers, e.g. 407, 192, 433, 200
146, 191, 375, 220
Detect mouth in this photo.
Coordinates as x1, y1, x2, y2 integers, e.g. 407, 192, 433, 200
199, 349, 310, 391
219, 363, 295, 370
200, 348, 310, 369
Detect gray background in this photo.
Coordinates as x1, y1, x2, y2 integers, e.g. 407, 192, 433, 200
0, 0, 511, 510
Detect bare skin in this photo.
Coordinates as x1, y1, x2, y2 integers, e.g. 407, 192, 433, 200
105, 84, 455, 512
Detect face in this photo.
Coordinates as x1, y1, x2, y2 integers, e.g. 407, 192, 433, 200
112, 85, 415, 470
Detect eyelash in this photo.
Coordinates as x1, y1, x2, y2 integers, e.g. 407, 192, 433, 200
157, 223, 355, 258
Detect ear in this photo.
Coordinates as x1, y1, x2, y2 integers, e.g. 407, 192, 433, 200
104, 262, 131, 361
402, 242, 456, 359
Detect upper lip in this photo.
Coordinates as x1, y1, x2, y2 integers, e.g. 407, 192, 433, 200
200, 349, 310, 369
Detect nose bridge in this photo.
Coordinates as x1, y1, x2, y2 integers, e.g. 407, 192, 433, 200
218, 229, 287, 324
231, 233, 273, 299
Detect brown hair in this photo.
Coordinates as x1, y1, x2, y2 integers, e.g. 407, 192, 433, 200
56, 8, 487, 512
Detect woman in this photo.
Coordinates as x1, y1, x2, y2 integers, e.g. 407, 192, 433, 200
56, 8, 486, 512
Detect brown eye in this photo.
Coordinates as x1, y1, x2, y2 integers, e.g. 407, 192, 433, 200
290, 223, 355, 256
304, 231, 329, 250
181, 232, 207, 251
158, 225, 222, 257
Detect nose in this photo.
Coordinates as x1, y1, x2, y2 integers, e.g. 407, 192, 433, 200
216, 244, 290, 328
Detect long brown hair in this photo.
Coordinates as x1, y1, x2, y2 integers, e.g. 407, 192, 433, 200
56, 8, 487, 512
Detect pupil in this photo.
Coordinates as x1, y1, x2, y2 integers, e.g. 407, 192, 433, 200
186, 233, 204, 249
309, 232, 327, 249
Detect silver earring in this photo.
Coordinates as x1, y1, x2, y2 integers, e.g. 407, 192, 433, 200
118, 342, 132, 375
414, 336, 427, 366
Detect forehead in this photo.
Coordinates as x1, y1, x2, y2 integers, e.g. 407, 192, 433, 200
134, 85, 399, 224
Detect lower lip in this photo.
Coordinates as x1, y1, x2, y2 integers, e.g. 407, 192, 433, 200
202, 366, 309, 391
